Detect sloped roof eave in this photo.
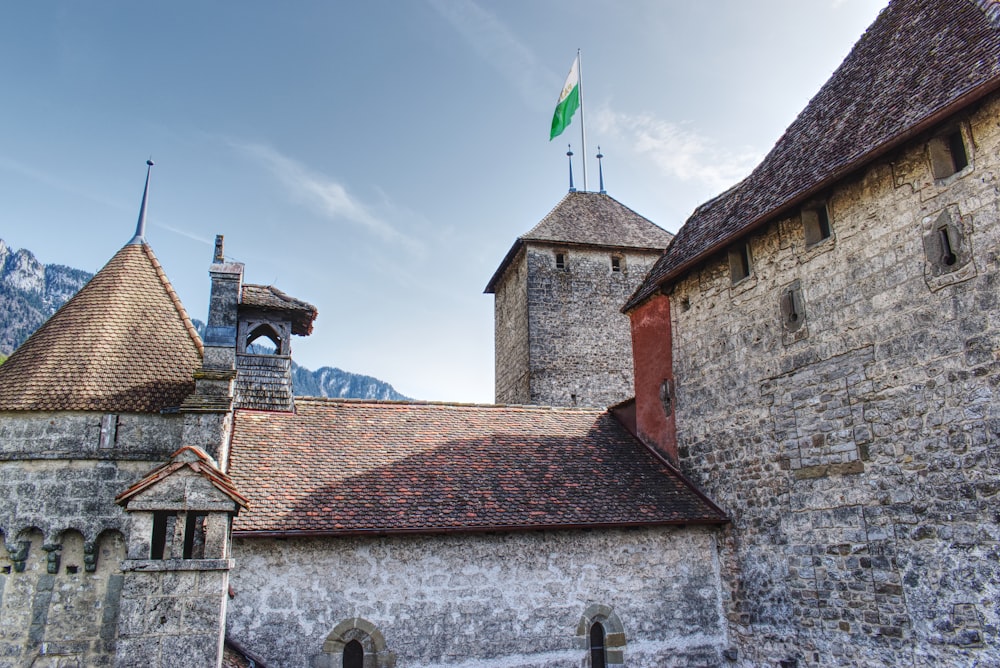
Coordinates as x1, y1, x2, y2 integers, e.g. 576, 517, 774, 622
232, 516, 728, 539
625, 72, 1000, 312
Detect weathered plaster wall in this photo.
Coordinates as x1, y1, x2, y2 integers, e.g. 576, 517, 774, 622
227, 526, 727, 668
666, 95, 1000, 665
522, 245, 661, 408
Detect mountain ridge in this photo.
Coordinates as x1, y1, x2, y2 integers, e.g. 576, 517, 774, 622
0, 239, 409, 401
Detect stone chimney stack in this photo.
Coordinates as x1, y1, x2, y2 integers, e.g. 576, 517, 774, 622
178, 236, 244, 468
203, 235, 244, 370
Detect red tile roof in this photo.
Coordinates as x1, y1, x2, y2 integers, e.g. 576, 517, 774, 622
626, 0, 1000, 309
0, 243, 203, 412
240, 284, 317, 336
228, 398, 726, 536
115, 445, 248, 509
486, 192, 672, 293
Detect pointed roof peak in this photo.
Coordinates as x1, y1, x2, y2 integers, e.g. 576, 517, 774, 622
127, 159, 154, 246
484, 191, 673, 293
0, 241, 203, 412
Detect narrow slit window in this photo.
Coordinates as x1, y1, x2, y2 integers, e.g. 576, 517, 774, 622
802, 203, 832, 246
729, 243, 751, 284
555, 252, 567, 271
781, 282, 805, 333
150, 511, 173, 560
938, 226, 957, 266
590, 622, 607, 668
610, 255, 622, 272
183, 513, 207, 559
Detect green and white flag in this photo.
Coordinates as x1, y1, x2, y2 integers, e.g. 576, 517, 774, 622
550, 56, 581, 140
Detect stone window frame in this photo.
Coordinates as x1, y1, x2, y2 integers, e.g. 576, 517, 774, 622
928, 122, 972, 183
728, 241, 752, 285
576, 604, 625, 666
322, 618, 395, 668
921, 204, 977, 291
610, 254, 624, 273
801, 200, 833, 248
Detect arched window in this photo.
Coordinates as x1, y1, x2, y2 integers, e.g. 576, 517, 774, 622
577, 604, 625, 666
343, 639, 363, 668
590, 621, 607, 668
245, 323, 281, 355
323, 618, 394, 668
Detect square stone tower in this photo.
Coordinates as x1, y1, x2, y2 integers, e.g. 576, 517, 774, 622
486, 191, 672, 408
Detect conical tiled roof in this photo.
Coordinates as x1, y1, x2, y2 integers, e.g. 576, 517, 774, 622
485, 191, 672, 293
0, 242, 203, 412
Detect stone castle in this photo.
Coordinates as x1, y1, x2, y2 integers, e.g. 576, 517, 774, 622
1, 0, 999, 666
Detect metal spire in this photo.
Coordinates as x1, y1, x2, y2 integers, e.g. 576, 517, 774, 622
567, 145, 577, 192
128, 159, 154, 245
597, 146, 606, 194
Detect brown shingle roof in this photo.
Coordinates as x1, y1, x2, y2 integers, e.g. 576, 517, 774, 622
240, 284, 317, 336
485, 191, 672, 293
0, 243, 203, 412
228, 398, 726, 536
626, 0, 1000, 310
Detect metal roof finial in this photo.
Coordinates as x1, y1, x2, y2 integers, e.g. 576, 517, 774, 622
567, 144, 577, 193
597, 146, 606, 194
128, 159, 155, 246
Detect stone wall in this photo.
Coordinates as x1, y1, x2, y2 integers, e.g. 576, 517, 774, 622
666, 94, 1000, 665
520, 244, 660, 408
226, 526, 727, 667
493, 247, 530, 405
0, 411, 184, 667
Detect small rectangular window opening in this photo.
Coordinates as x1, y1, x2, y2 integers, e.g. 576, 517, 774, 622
183, 513, 208, 559
611, 255, 622, 272
150, 511, 173, 560
728, 243, 751, 284
802, 204, 832, 246
555, 252, 566, 270
930, 129, 969, 179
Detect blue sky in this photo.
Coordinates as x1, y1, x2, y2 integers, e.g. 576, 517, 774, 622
0, 0, 887, 402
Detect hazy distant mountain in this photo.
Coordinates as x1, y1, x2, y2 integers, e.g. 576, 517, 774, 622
0, 239, 411, 401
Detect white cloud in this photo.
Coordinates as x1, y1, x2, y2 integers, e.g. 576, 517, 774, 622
233, 142, 424, 254
592, 108, 762, 194
427, 0, 558, 111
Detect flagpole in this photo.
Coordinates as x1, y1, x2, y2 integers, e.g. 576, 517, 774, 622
577, 48, 589, 191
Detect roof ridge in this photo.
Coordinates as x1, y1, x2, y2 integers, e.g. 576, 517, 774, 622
625, 0, 1000, 309
142, 243, 204, 357
282, 396, 607, 412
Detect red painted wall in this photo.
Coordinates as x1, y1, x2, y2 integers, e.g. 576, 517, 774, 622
628, 294, 677, 463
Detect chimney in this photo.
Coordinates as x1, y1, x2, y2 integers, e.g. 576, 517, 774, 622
628, 292, 678, 463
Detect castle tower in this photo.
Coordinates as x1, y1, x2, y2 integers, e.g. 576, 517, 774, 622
485, 191, 672, 408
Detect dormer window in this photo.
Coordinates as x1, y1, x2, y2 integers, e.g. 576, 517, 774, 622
728, 242, 751, 284
802, 202, 832, 246
929, 128, 969, 180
